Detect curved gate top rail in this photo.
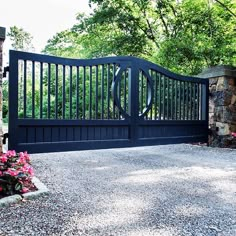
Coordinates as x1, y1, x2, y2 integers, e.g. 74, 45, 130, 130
8, 50, 209, 153
11, 50, 207, 83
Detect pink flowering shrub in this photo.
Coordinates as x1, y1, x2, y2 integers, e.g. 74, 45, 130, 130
0, 150, 34, 196
232, 132, 236, 138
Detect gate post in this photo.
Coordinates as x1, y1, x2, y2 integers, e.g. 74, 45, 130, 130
0, 27, 6, 153
198, 66, 236, 148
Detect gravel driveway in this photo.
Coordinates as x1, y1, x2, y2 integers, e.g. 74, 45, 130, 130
0, 144, 236, 236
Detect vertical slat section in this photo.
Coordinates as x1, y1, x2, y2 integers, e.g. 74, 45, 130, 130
163, 76, 165, 120
146, 71, 149, 119
101, 65, 104, 119
193, 83, 196, 120
158, 74, 161, 120
197, 83, 200, 120
201, 83, 208, 121
23, 60, 27, 118
141, 71, 144, 117
118, 66, 121, 120
69, 66, 73, 119
150, 70, 153, 120
124, 69, 127, 115
175, 79, 177, 120
179, 81, 181, 120
55, 64, 58, 119
62, 65, 66, 119
83, 66, 86, 119
40, 62, 43, 119
95, 65, 99, 119
186, 82, 189, 120
171, 79, 174, 120
154, 72, 158, 120
47, 63, 51, 119
89, 66, 92, 119
107, 64, 110, 119
32, 61, 35, 118
183, 81, 185, 120
190, 82, 193, 120
76, 66, 80, 119
112, 64, 116, 119
167, 77, 169, 120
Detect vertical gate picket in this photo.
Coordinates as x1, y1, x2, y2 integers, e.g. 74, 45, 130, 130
32, 61, 35, 118
82, 66, 86, 119
69, 66, 73, 119
40, 62, 43, 119
55, 64, 58, 119
62, 65, 66, 119
47, 63, 51, 119
95, 65, 99, 120
23, 60, 27, 118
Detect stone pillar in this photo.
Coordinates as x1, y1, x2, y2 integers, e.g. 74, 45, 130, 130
0, 27, 6, 153
198, 66, 236, 148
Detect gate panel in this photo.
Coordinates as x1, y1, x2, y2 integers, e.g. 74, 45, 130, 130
8, 50, 208, 153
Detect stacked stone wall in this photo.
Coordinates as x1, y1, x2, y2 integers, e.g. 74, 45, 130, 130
198, 66, 236, 148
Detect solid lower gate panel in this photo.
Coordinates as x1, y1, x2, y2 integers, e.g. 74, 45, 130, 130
8, 50, 209, 153
9, 120, 132, 153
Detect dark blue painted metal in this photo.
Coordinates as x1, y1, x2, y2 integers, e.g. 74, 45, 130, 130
76, 66, 79, 119
55, 64, 59, 119
47, 63, 51, 119
32, 61, 35, 118
69, 66, 73, 119
40, 62, 43, 118
23, 60, 27, 118
8, 50, 209, 153
62, 65, 66, 119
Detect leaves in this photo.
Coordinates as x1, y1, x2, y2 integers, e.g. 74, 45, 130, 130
7, 26, 35, 52
15, 182, 22, 191
43, 0, 235, 75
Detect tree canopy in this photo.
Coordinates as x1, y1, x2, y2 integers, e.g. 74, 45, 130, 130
44, 0, 236, 75
7, 26, 35, 52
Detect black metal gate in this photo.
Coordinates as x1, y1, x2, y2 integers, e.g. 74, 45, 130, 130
8, 50, 209, 153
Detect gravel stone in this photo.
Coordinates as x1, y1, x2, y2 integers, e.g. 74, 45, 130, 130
0, 144, 235, 235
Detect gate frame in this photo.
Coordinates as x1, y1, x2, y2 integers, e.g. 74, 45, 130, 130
8, 50, 209, 153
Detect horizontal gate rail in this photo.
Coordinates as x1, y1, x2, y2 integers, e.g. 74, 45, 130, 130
8, 50, 209, 153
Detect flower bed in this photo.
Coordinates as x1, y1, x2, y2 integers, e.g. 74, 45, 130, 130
0, 151, 36, 199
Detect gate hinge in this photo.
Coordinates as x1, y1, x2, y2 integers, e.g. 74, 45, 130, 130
1, 133, 9, 144
3, 66, 9, 78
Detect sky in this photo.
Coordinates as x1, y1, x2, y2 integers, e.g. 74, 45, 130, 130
0, 0, 91, 63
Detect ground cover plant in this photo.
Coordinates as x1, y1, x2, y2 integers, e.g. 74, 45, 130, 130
0, 151, 35, 198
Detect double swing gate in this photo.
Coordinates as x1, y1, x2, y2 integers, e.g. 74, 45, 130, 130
8, 50, 209, 153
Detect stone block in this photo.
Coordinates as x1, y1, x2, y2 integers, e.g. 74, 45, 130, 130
212, 90, 233, 106
231, 95, 236, 105
229, 124, 236, 132
216, 77, 228, 91
228, 78, 236, 86
214, 106, 223, 122
209, 85, 216, 93
209, 112, 215, 125
209, 99, 215, 113
228, 104, 236, 112
209, 78, 218, 86
216, 122, 230, 136
215, 106, 236, 123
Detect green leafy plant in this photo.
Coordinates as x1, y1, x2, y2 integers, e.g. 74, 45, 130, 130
0, 151, 35, 196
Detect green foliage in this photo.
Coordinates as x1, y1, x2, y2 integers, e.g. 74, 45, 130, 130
7, 26, 34, 51
4, 26, 35, 122
43, 0, 236, 75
